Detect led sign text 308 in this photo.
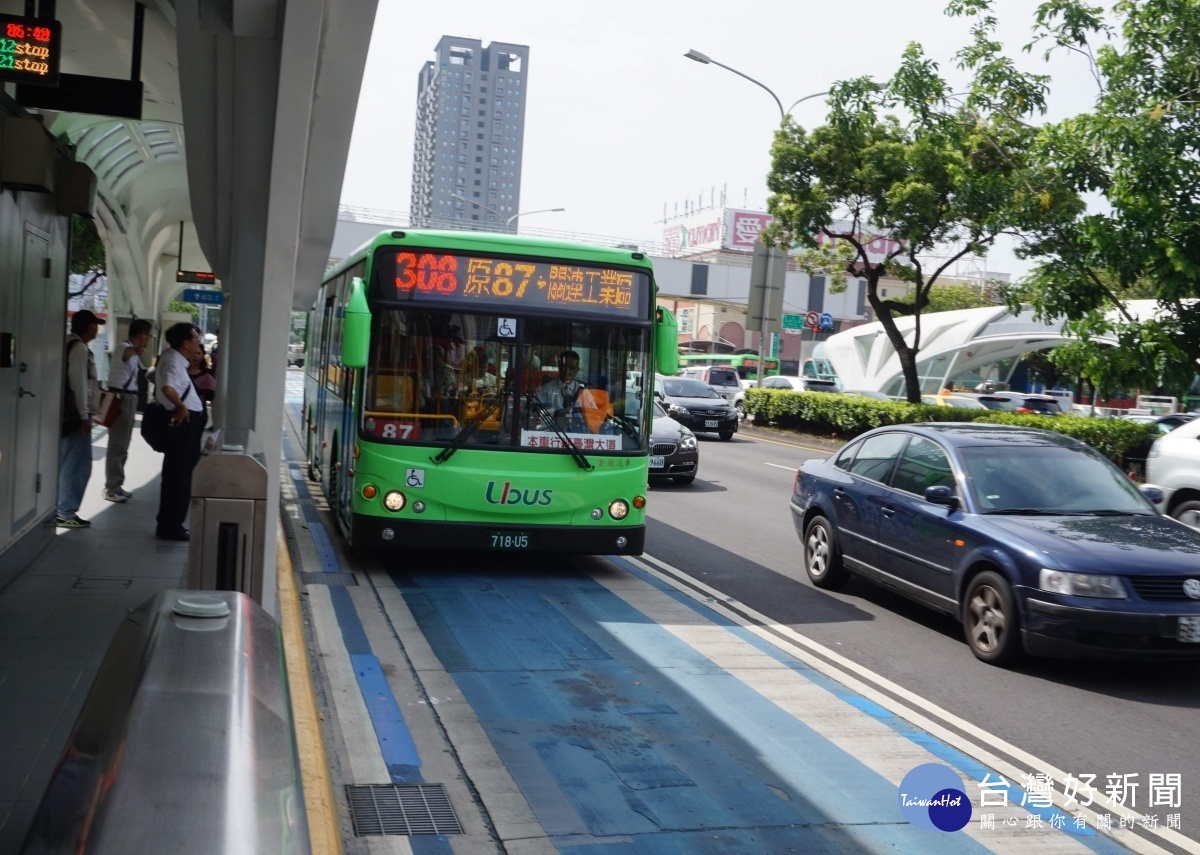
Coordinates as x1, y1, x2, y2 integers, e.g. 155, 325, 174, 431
385, 251, 644, 318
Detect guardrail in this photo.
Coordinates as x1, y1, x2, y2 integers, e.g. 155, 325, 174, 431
21, 590, 310, 855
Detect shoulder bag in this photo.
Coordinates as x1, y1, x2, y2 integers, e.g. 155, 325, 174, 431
140, 381, 193, 453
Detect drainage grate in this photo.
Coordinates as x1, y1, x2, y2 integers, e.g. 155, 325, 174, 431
346, 784, 463, 836
300, 572, 358, 586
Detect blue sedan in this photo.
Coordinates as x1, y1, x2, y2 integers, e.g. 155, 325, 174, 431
789, 423, 1200, 664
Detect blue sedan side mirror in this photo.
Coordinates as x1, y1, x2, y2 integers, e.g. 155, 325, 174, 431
925, 485, 959, 508
1140, 484, 1164, 505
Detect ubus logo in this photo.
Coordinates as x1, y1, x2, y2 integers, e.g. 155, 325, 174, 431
485, 481, 554, 506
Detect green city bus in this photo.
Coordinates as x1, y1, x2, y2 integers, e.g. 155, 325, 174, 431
303, 229, 678, 554
676, 352, 780, 381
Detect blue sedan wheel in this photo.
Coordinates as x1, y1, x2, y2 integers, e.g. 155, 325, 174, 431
804, 517, 849, 590
963, 571, 1022, 666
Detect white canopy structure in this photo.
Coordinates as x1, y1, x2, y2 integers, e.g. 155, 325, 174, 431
824, 301, 1165, 395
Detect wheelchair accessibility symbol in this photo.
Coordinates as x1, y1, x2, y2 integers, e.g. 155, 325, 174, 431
405, 468, 425, 488
497, 318, 516, 338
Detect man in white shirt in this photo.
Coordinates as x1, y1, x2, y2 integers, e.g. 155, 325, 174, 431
103, 319, 153, 502
154, 323, 206, 541
536, 350, 587, 424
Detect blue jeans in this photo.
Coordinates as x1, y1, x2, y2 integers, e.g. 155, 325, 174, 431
58, 429, 94, 518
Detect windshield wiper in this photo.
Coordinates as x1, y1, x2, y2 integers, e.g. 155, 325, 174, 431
1069, 509, 1150, 516
525, 392, 593, 471
982, 508, 1071, 515
430, 390, 505, 464
607, 414, 641, 442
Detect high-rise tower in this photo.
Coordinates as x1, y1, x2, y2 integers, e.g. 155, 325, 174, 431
411, 37, 529, 231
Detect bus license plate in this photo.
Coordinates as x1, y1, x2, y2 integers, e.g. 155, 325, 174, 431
649, 455, 665, 470
489, 531, 531, 550
705, 419, 719, 428
1179, 616, 1200, 642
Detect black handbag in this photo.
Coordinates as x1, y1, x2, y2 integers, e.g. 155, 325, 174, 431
140, 401, 170, 452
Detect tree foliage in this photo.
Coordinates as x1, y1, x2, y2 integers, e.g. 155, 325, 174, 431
69, 217, 106, 299
969, 0, 1200, 395
895, 282, 998, 313
763, 39, 1080, 401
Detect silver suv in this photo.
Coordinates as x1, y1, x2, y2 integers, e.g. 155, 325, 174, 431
679, 366, 744, 413
1145, 416, 1200, 526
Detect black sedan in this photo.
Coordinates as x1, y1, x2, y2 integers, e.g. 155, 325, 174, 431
789, 423, 1200, 664
649, 402, 699, 485
654, 376, 739, 440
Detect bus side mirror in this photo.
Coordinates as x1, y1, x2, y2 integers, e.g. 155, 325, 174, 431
655, 305, 678, 376
341, 277, 370, 369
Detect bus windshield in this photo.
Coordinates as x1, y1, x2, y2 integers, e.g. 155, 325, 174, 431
364, 308, 648, 453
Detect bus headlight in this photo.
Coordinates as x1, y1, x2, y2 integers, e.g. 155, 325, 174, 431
383, 490, 406, 512
609, 500, 629, 520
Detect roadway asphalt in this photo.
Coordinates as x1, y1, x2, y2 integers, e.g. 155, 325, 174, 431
646, 423, 1200, 842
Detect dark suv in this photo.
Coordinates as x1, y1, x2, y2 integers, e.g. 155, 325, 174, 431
976, 393, 1063, 416
655, 376, 739, 440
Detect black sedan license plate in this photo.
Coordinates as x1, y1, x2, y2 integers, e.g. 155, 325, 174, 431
649, 455, 665, 470
1179, 616, 1200, 643
489, 531, 532, 550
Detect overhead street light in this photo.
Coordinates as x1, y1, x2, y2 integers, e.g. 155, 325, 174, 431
449, 193, 565, 228
684, 48, 827, 121
684, 49, 832, 387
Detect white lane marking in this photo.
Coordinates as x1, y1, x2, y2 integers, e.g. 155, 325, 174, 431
307, 589, 414, 855
595, 564, 1100, 855
624, 553, 1189, 855
764, 462, 796, 471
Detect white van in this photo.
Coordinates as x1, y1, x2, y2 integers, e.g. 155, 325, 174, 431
678, 365, 745, 413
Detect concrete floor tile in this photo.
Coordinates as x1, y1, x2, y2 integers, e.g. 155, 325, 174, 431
20, 637, 108, 669
0, 667, 88, 706
0, 640, 30, 667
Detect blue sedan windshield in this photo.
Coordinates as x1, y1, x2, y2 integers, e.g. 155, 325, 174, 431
959, 445, 1152, 514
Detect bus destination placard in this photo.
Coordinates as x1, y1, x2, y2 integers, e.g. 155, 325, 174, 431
0, 13, 61, 86
376, 250, 648, 319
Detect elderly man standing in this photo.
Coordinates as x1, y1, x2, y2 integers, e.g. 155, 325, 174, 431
57, 309, 105, 528
154, 323, 207, 541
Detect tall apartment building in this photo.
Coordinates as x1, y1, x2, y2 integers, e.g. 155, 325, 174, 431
410, 37, 530, 231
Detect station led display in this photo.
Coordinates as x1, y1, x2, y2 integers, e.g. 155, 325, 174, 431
0, 13, 61, 86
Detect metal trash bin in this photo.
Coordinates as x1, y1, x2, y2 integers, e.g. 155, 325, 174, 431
189, 428, 269, 604
20, 590, 310, 855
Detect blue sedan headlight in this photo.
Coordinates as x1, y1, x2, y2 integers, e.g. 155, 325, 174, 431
679, 433, 697, 450
1039, 569, 1127, 599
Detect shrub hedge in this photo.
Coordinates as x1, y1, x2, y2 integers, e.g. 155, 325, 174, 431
741, 389, 1160, 462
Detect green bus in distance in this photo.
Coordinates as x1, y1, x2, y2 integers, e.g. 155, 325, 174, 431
303, 229, 678, 554
676, 352, 780, 382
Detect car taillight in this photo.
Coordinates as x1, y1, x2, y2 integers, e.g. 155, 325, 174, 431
794, 470, 801, 493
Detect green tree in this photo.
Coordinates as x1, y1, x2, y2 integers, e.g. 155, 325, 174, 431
895, 282, 998, 313
764, 41, 1080, 402
966, 0, 1200, 395
69, 216, 105, 298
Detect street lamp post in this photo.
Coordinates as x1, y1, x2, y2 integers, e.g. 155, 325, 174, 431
448, 193, 564, 229
684, 49, 829, 384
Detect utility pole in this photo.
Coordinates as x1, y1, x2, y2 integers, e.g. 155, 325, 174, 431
745, 241, 786, 385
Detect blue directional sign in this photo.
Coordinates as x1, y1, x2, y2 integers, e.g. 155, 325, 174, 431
182, 288, 224, 305
818, 312, 835, 331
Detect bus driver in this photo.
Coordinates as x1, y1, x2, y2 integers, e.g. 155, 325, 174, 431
537, 350, 586, 421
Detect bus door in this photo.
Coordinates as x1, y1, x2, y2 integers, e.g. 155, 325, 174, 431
313, 293, 337, 482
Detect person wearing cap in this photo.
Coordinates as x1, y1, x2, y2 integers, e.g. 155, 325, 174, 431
103, 318, 153, 503
57, 310, 105, 528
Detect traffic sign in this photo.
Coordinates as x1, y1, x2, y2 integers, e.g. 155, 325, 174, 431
781, 313, 803, 330
770, 332, 780, 358
819, 312, 835, 331
182, 288, 224, 305
804, 311, 819, 328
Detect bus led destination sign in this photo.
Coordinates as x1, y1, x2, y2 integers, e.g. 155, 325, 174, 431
0, 13, 61, 86
377, 250, 647, 319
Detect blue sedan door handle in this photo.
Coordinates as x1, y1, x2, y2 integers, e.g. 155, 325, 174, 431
881, 505, 895, 517
833, 487, 846, 497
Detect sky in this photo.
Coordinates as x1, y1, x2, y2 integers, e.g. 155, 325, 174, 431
339, 0, 1106, 280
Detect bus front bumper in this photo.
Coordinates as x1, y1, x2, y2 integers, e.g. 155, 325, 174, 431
352, 516, 645, 555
